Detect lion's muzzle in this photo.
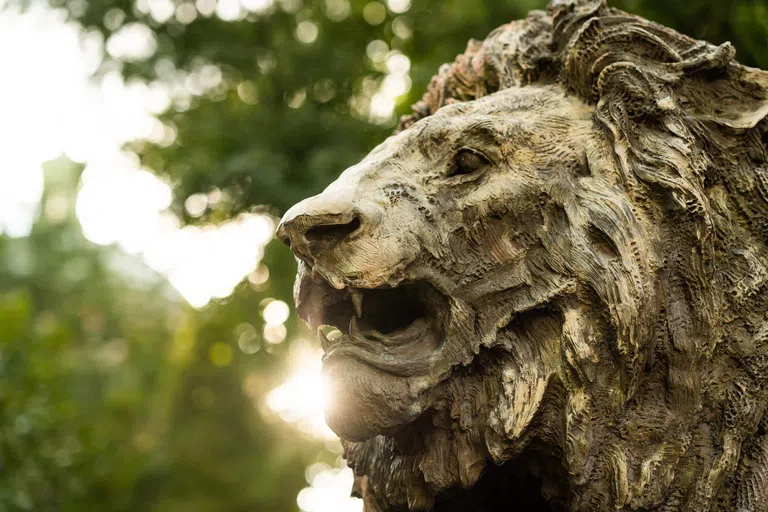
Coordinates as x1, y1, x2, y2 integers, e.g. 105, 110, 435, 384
277, 181, 449, 440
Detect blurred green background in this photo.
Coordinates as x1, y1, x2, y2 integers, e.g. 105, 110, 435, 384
0, 0, 765, 510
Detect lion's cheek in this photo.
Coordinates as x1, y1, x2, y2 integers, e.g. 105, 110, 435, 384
322, 356, 428, 442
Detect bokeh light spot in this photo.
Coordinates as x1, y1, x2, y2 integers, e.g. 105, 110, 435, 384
196, 0, 216, 16
237, 80, 259, 104
386, 51, 411, 74
324, 0, 351, 21
263, 323, 287, 344
248, 264, 270, 287
216, 0, 245, 21
235, 323, 262, 354
278, 0, 302, 14
242, 0, 274, 13
287, 89, 307, 108
148, 0, 175, 23
297, 465, 362, 512
386, 0, 411, 14
209, 342, 234, 367
184, 193, 208, 217
366, 39, 388, 64
106, 23, 157, 61
296, 20, 319, 44
103, 8, 126, 30
362, 2, 386, 25
263, 300, 290, 325
175, 3, 198, 24
313, 79, 336, 103
392, 16, 412, 39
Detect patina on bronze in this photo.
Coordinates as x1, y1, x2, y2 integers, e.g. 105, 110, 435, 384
277, 0, 768, 509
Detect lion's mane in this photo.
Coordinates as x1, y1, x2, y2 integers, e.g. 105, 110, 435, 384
345, 1, 768, 510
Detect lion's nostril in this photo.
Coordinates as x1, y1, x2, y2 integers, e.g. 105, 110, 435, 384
277, 231, 291, 248
279, 199, 371, 262
305, 217, 361, 247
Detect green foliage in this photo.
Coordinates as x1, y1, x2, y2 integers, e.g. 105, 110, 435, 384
0, 159, 314, 510
0, 160, 171, 510
2, 0, 767, 510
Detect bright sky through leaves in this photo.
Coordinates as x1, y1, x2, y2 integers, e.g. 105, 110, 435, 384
0, 4, 274, 309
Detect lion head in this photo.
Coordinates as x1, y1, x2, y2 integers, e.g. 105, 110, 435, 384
277, 1, 768, 510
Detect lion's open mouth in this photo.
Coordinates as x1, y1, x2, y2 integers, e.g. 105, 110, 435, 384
296, 275, 449, 375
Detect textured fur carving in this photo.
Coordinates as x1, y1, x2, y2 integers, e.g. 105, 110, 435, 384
278, 1, 768, 510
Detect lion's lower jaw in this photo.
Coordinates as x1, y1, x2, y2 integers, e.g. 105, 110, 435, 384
342, 357, 569, 511
323, 355, 435, 442
341, 371, 706, 512
342, 308, 570, 511
340, 304, 757, 512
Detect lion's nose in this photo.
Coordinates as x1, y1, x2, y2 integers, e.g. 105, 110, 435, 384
277, 197, 364, 262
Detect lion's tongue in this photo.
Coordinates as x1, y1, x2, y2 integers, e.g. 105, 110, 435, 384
358, 316, 430, 345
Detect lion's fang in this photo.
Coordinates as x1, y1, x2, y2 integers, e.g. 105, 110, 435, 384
349, 315, 361, 336
351, 290, 364, 318
318, 328, 331, 351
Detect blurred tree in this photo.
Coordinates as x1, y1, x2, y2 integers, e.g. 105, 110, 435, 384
0, 158, 317, 511
0, 158, 177, 510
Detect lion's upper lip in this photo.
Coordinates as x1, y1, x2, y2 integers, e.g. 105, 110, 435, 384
295, 272, 449, 375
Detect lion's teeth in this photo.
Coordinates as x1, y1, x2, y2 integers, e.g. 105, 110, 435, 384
351, 290, 364, 318
349, 315, 361, 336
318, 328, 331, 351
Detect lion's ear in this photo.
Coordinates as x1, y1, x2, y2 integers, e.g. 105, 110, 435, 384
677, 65, 768, 130
552, 0, 768, 131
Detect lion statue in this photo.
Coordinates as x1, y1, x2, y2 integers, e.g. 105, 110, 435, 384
276, 0, 768, 510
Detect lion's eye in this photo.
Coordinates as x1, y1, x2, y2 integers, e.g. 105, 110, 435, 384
451, 149, 488, 177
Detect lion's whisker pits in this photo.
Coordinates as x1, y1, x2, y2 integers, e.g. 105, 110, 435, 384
277, 0, 768, 510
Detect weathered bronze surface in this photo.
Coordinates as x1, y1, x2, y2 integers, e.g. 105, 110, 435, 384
277, 0, 768, 509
